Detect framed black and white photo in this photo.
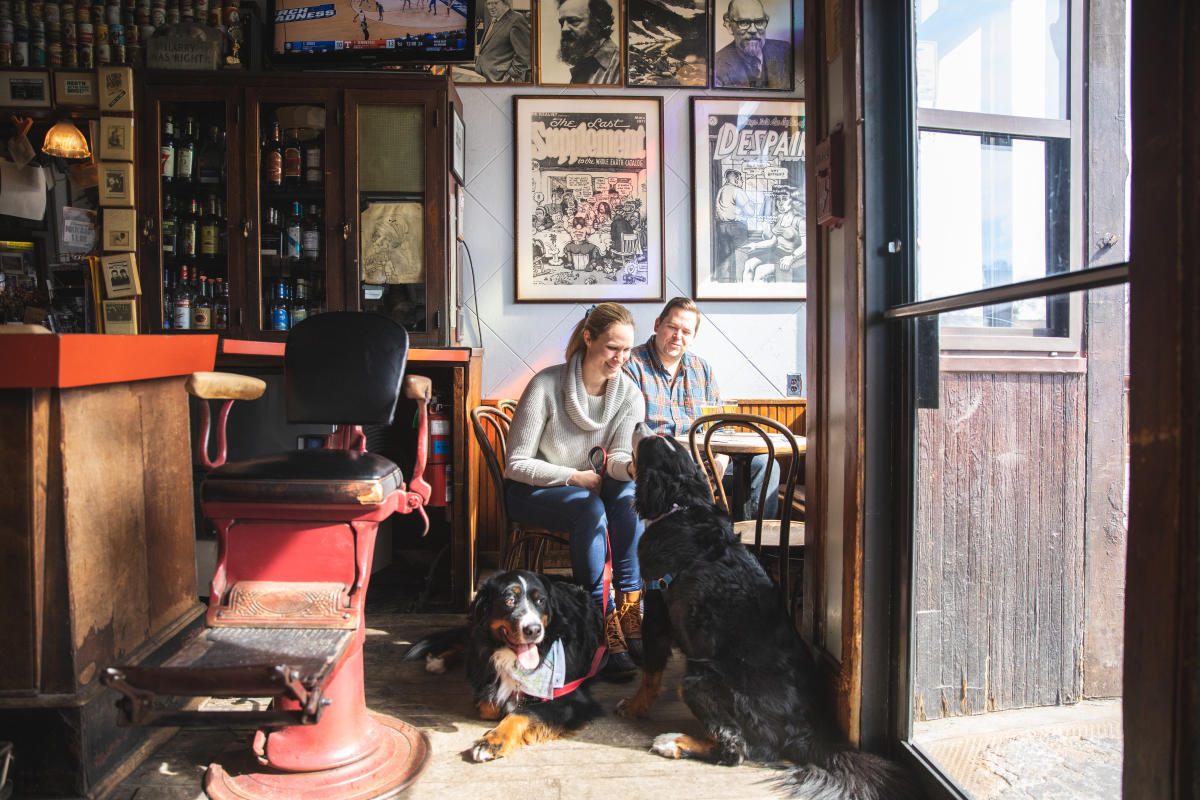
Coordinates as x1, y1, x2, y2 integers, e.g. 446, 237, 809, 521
102, 298, 138, 334
625, 0, 708, 87
103, 208, 137, 252
98, 161, 136, 207
98, 116, 135, 161
54, 71, 99, 107
451, 0, 535, 85
451, 104, 466, 184
711, 0, 796, 91
514, 95, 664, 303
537, 0, 622, 87
100, 252, 141, 299
692, 97, 805, 301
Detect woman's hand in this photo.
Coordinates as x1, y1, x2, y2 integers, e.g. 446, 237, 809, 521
567, 469, 602, 493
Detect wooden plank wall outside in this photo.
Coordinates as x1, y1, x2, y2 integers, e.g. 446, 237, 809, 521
472, 398, 806, 561
912, 371, 1087, 720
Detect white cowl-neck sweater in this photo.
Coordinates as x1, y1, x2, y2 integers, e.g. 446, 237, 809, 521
504, 355, 645, 486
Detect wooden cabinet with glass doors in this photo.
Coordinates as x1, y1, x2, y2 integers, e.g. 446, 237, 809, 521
136, 72, 462, 346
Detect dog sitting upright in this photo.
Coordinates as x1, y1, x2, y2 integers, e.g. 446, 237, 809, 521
619, 424, 918, 800
406, 570, 605, 762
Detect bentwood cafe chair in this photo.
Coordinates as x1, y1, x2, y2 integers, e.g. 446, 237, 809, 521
104, 312, 434, 800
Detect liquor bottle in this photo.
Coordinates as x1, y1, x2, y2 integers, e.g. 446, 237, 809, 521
160, 113, 176, 184
196, 124, 225, 185
261, 206, 282, 263
269, 280, 290, 331
301, 203, 321, 261
173, 263, 193, 330
162, 267, 175, 330
174, 115, 196, 184
283, 201, 302, 263
303, 128, 323, 187
291, 278, 308, 325
263, 120, 283, 189
214, 277, 229, 330
178, 196, 199, 259
161, 193, 178, 259
216, 197, 228, 256
283, 127, 302, 188
192, 273, 212, 330
199, 194, 220, 258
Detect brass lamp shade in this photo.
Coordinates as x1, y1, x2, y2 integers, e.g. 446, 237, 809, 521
42, 120, 91, 159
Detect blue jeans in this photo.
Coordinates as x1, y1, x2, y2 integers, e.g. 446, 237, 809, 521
504, 477, 643, 614
722, 454, 780, 521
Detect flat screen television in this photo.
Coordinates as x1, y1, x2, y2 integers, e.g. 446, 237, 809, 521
270, 0, 475, 68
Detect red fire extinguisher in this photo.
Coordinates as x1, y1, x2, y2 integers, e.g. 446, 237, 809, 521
426, 403, 452, 507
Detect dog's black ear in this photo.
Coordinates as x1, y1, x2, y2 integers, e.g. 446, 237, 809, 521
635, 451, 678, 519
470, 580, 493, 624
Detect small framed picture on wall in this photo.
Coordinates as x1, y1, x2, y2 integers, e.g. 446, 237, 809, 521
625, 0, 708, 87
450, 0, 535, 85
98, 161, 136, 206
537, 0, 622, 87
711, 0, 797, 91
98, 116, 135, 161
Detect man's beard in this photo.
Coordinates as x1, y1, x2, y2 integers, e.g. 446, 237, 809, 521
559, 25, 603, 65
735, 36, 764, 67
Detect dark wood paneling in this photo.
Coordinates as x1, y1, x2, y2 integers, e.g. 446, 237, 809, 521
913, 370, 1087, 720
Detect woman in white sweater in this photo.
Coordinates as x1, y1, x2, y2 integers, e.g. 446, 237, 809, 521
505, 302, 646, 678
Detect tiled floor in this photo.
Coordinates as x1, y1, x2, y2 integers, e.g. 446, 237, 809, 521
105, 612, 790, 800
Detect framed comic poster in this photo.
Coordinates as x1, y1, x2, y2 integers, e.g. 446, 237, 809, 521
514, 95, 664, 303
537, 0, 622, 87
711, 0, 796, 90
692, 97, 805, 301
625, 0, 708, 87
451, 0, 535, 85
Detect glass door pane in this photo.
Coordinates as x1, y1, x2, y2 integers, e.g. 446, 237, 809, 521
257, 101, 329, 334
907, 287, 1127, 798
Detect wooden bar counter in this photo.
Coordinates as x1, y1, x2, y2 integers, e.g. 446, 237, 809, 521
0, 333, 218, 799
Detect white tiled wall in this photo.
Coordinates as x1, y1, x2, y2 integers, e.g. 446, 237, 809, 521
456, 83, 807, 401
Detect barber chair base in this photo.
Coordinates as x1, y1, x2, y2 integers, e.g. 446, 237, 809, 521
204, 713, 430, 800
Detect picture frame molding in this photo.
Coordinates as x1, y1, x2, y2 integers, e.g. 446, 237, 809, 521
513, 94, 665, 304
691, 96, 807, 301
98, 115, 135, 161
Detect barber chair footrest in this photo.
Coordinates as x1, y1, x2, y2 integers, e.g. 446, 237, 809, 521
211, 581, 357, 629
204, 713, 431, 800
103, 627, 355, 727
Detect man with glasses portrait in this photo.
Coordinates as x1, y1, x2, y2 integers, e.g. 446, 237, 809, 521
713, 0, 790, 89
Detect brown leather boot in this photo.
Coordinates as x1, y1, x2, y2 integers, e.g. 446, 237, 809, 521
601, 607, 636, 680
616, 589, 643, 665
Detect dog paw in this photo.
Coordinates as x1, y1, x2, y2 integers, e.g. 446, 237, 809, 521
615, 697, 648, 719
469, 736, 501, 762
650, 732, 685, 759
424, 653, 446, 674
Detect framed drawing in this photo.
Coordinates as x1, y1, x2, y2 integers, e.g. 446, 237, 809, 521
513, 95, 664, 303
360, 200, 424, 286
450, 0, 535, 85
98, 116, 135, 161
691, 97, 805, 301
537, 0, 622, 87
102, 207, 137, 252
98, 161, 135, 206
450, 104, 466, 184
102, 298, 138, 334
711, 0, 796, 90
54, 71, 99, 107
100, 252, 141, 299
625, 0, 707, 87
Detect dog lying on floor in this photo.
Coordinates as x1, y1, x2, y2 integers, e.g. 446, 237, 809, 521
618, 424, 918, 800
405, 569, 606, 762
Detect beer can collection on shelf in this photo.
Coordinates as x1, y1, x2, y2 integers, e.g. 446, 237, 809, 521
0, 0, 239, 67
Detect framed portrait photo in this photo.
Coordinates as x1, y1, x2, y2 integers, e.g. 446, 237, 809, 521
450, 0, 535, 85
102, 298, 139, 334
54, 71, 99, 107
691, 97, 806, 301
711, 0, 797, 91
513, 95, 664, 303
625, 0, 708, 87
100, 252, 142, 299
98, 161, 136, 206
537, 0, 622, 87
98, 116, 135, 161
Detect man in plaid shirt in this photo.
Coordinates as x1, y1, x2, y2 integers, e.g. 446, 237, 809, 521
624, 297, 779, 520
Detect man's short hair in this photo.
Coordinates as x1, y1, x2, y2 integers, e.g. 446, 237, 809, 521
556, 0, 614, 39
657, 296, 701, 332
724, 168, 742, 182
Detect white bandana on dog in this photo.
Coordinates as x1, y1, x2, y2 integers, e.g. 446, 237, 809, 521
511, 639, 567, 699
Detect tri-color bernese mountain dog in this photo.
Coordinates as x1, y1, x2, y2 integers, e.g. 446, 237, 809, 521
406, 569, 606, 762
619, 424, 919, 800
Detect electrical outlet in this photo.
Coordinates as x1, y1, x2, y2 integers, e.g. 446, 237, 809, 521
786, 373, 803, 397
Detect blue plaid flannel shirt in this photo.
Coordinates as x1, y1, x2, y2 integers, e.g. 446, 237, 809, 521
624, 337, 721, 437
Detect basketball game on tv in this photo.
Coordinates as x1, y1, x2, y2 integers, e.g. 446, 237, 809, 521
271, 0, 473, 65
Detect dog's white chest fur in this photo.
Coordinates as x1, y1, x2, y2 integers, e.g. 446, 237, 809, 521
489, 648, 524, 706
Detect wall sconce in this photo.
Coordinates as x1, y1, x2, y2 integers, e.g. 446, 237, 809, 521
42, 119, 91, 159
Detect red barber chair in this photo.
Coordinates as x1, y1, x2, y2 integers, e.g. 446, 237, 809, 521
103, 312, 434, 800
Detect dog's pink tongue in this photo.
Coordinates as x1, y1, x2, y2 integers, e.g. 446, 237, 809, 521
514, 642, 540, 669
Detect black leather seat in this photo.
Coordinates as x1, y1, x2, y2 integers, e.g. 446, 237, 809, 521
202, 449, 404, 505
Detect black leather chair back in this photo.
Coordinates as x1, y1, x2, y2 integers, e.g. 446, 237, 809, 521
285, 312, 409, 425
